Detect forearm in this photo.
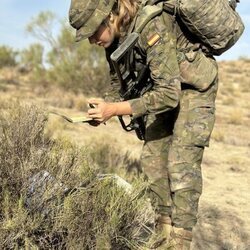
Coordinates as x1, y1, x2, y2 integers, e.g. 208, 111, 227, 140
88, 99, 132, 123
111, 101, 132, 116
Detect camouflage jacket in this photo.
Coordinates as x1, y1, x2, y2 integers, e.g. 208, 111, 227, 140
104, 3, 218, 119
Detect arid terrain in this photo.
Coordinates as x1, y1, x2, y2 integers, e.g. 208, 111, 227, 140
0, 59, 249, 249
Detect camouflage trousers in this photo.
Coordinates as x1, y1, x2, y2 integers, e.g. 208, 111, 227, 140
140, 80, 218, 230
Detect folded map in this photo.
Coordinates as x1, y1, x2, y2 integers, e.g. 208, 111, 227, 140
49, 111, 93, 123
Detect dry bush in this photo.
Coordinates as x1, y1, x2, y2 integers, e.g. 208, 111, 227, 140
0, 101, 153, 249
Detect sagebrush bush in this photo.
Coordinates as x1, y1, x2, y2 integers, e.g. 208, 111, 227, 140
0, 101, 154, 249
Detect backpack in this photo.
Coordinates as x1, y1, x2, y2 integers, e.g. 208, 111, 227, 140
137, 0, 245, 55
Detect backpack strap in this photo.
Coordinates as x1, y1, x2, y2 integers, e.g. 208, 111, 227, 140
134, 2, 164, 33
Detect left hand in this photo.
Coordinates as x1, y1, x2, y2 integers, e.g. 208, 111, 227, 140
87, 98, 117, 123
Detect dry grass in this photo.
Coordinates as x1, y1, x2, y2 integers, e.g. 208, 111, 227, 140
211, 129, 225, 143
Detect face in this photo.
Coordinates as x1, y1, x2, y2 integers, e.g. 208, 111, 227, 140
88, 21, 116, 48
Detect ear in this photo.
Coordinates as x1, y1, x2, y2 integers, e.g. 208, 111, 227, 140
109, 12, 114, 23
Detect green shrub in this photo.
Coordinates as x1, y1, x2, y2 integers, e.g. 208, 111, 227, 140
0, 46, 17, 68
20, 43, 44, 71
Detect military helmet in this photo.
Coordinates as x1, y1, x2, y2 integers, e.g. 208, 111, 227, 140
69, 0, 116, 42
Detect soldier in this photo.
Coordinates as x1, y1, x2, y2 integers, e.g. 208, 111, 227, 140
69, 0, 218, 249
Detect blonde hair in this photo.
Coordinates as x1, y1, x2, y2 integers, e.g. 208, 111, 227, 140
111, 0, 140, 35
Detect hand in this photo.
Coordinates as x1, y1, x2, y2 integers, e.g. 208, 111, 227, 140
87, 98, 117, 123
88, 120, 102, 127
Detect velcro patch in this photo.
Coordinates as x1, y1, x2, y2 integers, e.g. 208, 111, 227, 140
147, 33, 161, 47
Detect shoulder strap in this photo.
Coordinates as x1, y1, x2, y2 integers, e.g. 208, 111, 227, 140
134, 2, 163, 33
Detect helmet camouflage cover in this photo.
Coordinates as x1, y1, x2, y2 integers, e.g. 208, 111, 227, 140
69, 0, 116, 42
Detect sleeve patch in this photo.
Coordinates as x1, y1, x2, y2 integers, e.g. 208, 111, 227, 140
147, 33, 161, 47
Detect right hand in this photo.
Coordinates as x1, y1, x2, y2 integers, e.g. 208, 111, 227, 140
87, 98, 117, 123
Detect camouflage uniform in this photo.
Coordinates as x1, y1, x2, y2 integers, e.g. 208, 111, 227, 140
105, 5, 218, 233
68, 0, 218, 240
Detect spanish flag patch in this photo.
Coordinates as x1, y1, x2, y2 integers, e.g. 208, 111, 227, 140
147, 33, 161, 47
